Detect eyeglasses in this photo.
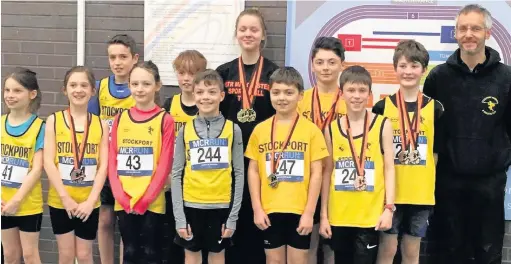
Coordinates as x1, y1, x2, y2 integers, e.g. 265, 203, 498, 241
456, 25, 485, 34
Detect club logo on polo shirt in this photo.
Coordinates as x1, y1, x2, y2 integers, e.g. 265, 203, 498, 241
482, 96, 498, 115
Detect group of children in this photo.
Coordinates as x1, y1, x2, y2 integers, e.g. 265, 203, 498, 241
1, 7, 442, 264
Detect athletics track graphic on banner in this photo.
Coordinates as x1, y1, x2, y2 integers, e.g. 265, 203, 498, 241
285, 0, 511, 219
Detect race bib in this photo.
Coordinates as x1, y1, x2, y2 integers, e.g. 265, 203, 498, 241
117, 147, 154, 176
58, 156, 97, 187
265, 151, 305, 182
1, 156, 29, 188
189, 138, 229, 170
334, 159, 375, 191
393, 135, 427, 165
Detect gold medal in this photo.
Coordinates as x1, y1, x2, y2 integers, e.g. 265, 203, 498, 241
237, 108, 256, 123
237, 109, 247, 123
238, 56, 264, 123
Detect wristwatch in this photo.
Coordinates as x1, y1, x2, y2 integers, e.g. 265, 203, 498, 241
384, 204, 396, 213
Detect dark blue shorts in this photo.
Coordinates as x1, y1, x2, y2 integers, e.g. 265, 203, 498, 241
384, 204, 433, 237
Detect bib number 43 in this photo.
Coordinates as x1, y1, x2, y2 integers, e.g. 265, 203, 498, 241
125, 155, 141, 170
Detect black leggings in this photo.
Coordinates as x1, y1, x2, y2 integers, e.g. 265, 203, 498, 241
117, 211, 164, 264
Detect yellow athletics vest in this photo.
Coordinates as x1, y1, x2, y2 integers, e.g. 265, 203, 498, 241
1, 115, 44, 216
98, 76, 135, 130
245, 116, 329, 215
115, 110, 166, 214
328, 114, 386, 228
297, 87, 346, 125
169, 94, 196, 137
382, 95, 435, 205
48, 111, 102, 209
183, 119, 234, 204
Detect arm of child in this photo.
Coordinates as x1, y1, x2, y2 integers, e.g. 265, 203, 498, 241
171, 126, 187, 231
3, 123, 46, 216
245, 127, 271, 230
225, 124, 245, 232
248, 159, 270, 230
43, 115, 77, 219
319, 127, 333, 239
376, 118, 395, 231
108, 114, 131, 212
298, 127, 328, 236
133, 113, 175, 214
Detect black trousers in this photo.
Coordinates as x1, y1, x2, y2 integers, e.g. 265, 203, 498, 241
225, 179, 266, 264
117, 211, 164, 264
430, 170, 506, 264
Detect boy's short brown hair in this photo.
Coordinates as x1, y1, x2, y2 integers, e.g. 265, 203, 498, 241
392, 40, 429, 69
339, 65, 372, 92
193, 69, 224, 91
269, 67, 304, 92
173, 50, 208, 74
108, 34, 137, 55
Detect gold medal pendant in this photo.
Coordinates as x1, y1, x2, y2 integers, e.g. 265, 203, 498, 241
268, 173, 279, 188
354, 175, 367, 191
237, 109, 247, 123
238, 108, 257, 123
245, 108, 256, 122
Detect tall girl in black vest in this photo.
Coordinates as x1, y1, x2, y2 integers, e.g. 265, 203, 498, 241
216, 8, 279, 264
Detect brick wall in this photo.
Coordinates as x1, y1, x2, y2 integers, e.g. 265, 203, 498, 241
2, 1, 510, 264
1, 1, 285, 263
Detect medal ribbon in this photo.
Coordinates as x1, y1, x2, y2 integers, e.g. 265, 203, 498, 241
344, 110, 370, 177
238, 56, 264, 109
311, 86, 341, 131
270, 113, 300, 175
396, 91, 423, 152
66, 109, 90, 171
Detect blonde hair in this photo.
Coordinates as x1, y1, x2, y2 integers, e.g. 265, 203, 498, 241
235, 8, 268, 49
173, 50, 208, 74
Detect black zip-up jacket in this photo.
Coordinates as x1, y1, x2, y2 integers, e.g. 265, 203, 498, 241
423, 46, 511, 176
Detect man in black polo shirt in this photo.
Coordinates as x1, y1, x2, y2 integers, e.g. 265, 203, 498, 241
423, 4, 511, 264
